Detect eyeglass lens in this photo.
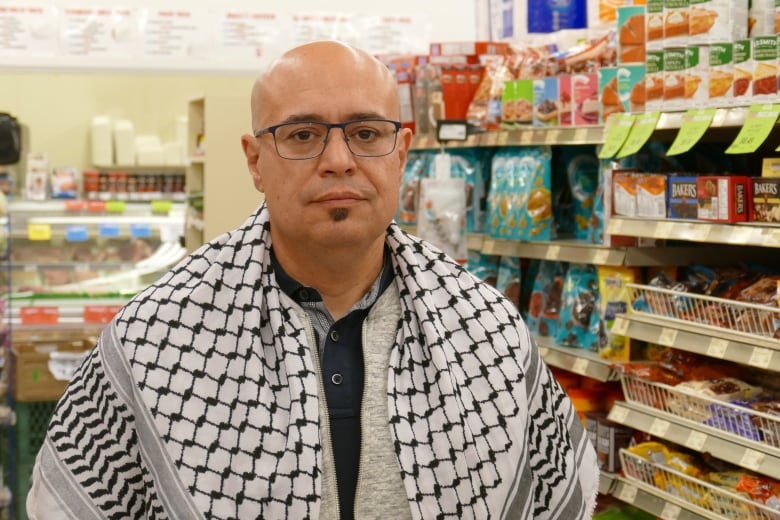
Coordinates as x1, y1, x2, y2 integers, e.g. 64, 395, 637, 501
273, 120, 398, 159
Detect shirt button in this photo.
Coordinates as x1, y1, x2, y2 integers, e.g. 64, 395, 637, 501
329, 330, 340, 342
298, 289, 310, 301
331, 373, 343, 385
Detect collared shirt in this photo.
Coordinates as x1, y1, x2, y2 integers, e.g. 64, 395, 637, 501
271, 247, 394, 520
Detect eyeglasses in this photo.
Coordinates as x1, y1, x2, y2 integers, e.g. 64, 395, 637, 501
254, 118, 402, 160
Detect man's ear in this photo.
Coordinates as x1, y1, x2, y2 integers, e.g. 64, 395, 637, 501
241, 134, 265, 193
396, 128, 414, 180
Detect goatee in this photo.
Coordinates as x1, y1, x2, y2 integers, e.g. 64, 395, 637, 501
330, 208, 349, 221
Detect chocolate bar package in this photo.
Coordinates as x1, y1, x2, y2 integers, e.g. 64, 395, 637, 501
751, 177, 780, 223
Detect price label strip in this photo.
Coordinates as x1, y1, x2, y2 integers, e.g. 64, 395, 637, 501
666, 108, 716, 156
706, 337, 728, 358
660, 503, 681, 520
572, 357, 589, 375
598, 113, 636, 159
726, 103, 780, 154
617, 111, 660, 158
27, 223, 52, 241
617, 483, 638, 504
65, 224, 89, 242
685, 430, 708, 451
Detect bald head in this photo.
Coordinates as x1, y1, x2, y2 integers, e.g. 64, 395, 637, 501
250, 41, 401, 130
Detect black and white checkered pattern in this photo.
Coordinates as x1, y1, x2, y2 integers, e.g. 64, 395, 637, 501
41, 203, 597, 519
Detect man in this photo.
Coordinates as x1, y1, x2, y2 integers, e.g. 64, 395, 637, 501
28, 41, 598, 519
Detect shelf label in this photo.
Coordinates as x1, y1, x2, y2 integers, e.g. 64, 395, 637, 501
159, 223, 183, 243
666, 108, 716, 156
649, 418, 670, 437
658, 328, 678, 347
726, 104, 780, 154
706, 338, 728, 358
685, 430, 708, 451
572, 358, 589, 375
598, 113, 636, 159
545, 129, 562, 145
151, 199, 174, 214
130, 223, 152, 238
105, 200, 126, 213
538, 346, 550, 358
762, 231, 780, 247
748, 347, 773, 368
690, 225, 711, 241
617, 111, 660, 158
65, 224, 89, 242
98, 223, 121, 238
64, 200, 85, 211
86, 201, 106, 212
20, 306, 59, 325
83, 305, 122, 324
545, 245, 561, 260
660, 503, 681, 520
609, 406, 629, 423
27, 223, 52, 241
617, 483, 638, 503
729, 227, 752, 245
520, 130, 533, 145
740, 449, 765, 471
611, 317, 629, 336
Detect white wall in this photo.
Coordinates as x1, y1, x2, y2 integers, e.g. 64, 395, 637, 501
0, 0, 477, 181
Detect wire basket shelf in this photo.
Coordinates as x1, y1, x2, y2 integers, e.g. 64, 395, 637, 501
628, 283, 780, 341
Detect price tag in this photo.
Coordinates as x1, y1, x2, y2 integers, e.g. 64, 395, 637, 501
740, 449, 765, 471
151, 199, 173, 214
83, 305, 122, 324
617, 483, 638, 503
649, 418, 670, 437
437, 121, 468, 142
572, 358, 589, 375
612, 317, 629, 336
106, 200, 127, 213
99, 223, 121, 238
484, 132, 499, 146
86, 200, 106, 212
520, 130, 533, 145
617, 111, 660, 158
64, 200, 85, 211
726, 104, 780, 154
573, 127, 588, 143
729, 227, 752, 244
20, 306, 59, 325
65, 225, 89, 242
130, 223, 152, 238
658, 328, 678, 347
762, 231, 780, 247
481, 238, 497, 254
592, 249, 611, 264
706, 338, 728, 358
691, 225, 711, 241
685, 430, 708, 451
660, 503, 681, 520
545, 245, 561, 260
666, 108, 716, 156
497, 131, 510, 146
609, 406, 629, 423
27, 223, 52, 241
748, 347, 773, 368
598, 113, 636, 159
538, 347, 550, 358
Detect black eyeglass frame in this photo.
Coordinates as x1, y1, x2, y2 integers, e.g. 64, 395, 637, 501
253, 118, 403, 160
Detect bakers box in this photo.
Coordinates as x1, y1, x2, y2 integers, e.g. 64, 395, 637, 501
751, 177, 780, 223
696, 175, 751, 222
13, 340, 92, 402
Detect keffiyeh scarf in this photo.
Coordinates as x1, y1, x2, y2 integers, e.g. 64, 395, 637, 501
37, 203, 598, 519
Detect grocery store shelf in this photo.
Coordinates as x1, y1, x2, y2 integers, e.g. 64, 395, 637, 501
610, 475, 709, 520
609, 401, 780, 481
92, 164, 185, 173
613, 313, 780, 369
599, 471, 617, 495
536, 336, 619, 382
607, 217, 780, 248
411, 125, 605, 149
656, 106, 750, 130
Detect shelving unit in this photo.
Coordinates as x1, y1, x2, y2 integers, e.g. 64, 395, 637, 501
409, 109, 780, 519
184, 95, 264, 252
